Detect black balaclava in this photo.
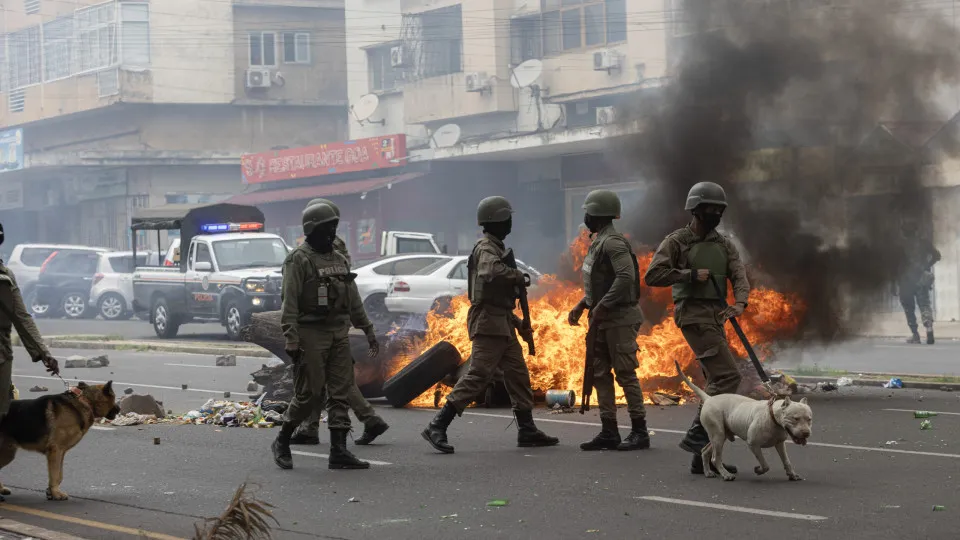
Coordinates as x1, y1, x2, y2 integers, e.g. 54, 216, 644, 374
693, 205, 723, 232
482, 217, 512, 241
583, 214, 613, 234
306, 221, 338, 253
0, 222, 5, 247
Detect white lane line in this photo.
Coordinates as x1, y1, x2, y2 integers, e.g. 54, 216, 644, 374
163, 363, 220, 369
636, 496, 828, 521
456, 411, 960, 458
292, 450, 392, 466
91, 426, 116, 431
884, 408, 960, 416
13, 374, 250, 396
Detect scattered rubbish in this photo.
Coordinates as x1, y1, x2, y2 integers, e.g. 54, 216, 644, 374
124, 387, 134, 395
918, 396, 924, 402
818, 382, 838, 392
652, 391, 681, 406
882, 505, 901, 509
941, 386, 953, 392
933, 505, 945, 511
246, 381, 259, 392
440, 514, 458, 519
224, 391, 231, 399
915, 411, 938, 418
884, 441, 898, 446
111, 413, 158, 427
836, 377, 854, 387
883, 378, 903, 389
348, 497, 359, 503
920, 420, 933, 430
119, 394, 165, 418
153, 437, 160, 445
545, 389, 576, 408
587, 530, 600, 533
215, 354, 237, 367
181, 384, 188, 390
29, 385, 47, 392
486, 500, 508, 507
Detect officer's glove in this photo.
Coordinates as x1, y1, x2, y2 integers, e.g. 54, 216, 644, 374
568, 300, 587, 326
721, 302, 746, 320
367, 333, 380, 358
34, 352, 60, 376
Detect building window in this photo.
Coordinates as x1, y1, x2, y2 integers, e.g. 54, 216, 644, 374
534, 0, 626, 54
76, 1, 118, 73
24, 0, 40, 15
8, 89, 24, 113
419, 5, 462, 78
510, 16, 542, 65
8, 26, 41, 90
43, 16, 73, 82
120, 3, 150, 67
249, 32, 276, 66
282, 32, 309, 64
367, 45, 402, 91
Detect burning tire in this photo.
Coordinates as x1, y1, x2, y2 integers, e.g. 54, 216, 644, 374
382, 341, 462, 408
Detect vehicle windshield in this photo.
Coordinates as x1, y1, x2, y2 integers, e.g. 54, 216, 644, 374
396, 237, 437, 254
212, 238, 288, 271
414, 259, 452, 275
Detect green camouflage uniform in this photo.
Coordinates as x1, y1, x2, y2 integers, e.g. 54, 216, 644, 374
0, 265, 52, 418
580, 223, 646, 422
280, 242, 374, 431
898, 238, 940, 332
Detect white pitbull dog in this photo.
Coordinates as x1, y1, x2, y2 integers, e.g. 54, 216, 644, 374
675, 361, 813, 482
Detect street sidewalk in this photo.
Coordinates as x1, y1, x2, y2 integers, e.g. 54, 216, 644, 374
859, 319, 960, 339
0, 516, 88, 540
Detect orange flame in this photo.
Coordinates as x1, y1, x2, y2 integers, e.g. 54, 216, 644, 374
389, 230, 804, 408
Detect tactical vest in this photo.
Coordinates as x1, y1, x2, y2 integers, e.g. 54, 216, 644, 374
298, 250, 352, 318
672, 237, 728, 302
582, 232, 641, 307
467, 241, 517, 310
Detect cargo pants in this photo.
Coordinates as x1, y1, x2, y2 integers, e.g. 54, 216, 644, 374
283, 326, 354, 431
445, 334, 535, 413
593, 323, 646, 421
292, 383, 381, 438
679, 323, 742, 396
900, 283, 934, 329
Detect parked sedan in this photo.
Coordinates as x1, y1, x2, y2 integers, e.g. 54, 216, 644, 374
384, 255, 542, 315
90, 251, 158, 321
353, 254, 452, 320
7, 244, 110, 314
32, 249, 102, 319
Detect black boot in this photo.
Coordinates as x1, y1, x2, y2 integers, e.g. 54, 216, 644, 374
580, 418, 621, 451
907, 326, 921, 344
272, 423, 295, 470
290, 423, 321, 445
421, 402, 457, 454
329, 429, 370, 470
926, 325, 935, 345
690, 453, 739, 475
355, 416, 389, 445
680, 409, 737, 474
515, 410, 559, 447
617, 417, 651, 451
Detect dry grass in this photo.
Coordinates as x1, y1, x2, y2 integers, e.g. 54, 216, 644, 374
193, 482, 278, 540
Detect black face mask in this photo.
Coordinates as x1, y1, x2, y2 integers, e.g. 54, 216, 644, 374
0, 223, 5, 247
484, 218, 512, 241
306, 222, 338, 253
697, 212, 722, 231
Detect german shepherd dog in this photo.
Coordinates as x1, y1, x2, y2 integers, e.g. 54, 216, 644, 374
0, 381, 120, 501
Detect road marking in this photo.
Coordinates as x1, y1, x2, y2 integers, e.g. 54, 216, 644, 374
13, 375, 249, 396
1, 504, 186, 540
163, 363, 220, 369
636, 496, 828, 521
884, 408, 960, 416
293, 450, 393, 466
458, 411, 960, 458
90, 426, 116, 431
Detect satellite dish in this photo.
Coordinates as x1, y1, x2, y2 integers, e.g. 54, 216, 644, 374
510, 59, 543, 89
351, 93, 384, 124
431, 124, 462, 148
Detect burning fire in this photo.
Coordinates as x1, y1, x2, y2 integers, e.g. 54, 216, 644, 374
390, 228, 804, 408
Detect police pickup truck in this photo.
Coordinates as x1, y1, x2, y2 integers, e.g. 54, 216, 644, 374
131, 203, 289, 340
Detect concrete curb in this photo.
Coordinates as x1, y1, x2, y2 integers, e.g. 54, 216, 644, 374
0, 517, 89, 540
789, 374, 960, 391
14, 336, 274, 359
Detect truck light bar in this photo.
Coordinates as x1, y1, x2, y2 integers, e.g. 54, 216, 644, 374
200, 222, 264, 233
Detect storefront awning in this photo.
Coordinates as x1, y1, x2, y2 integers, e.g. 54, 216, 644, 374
225, 172, 425, 205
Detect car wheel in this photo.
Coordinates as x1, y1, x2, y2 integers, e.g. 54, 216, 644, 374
98, 293, 128, 321
381, 341, 463, 408
363, 294, 390, 323
61, 293, 87, 319
26, 290, 50, 318
224, 301, 247, 341
152, 298, 180, 339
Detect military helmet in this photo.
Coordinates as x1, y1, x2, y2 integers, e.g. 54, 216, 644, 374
684, 182, 728, 211
582, 189, 621, 218
476, 196, 514, 225
308, 197, 340, 218
302, 202, 339, 236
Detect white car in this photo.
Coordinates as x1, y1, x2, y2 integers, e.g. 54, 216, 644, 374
353, 254, 452, 320
6, 244, 110, 308
384, 255, 542, 315
90, 251, 158, 320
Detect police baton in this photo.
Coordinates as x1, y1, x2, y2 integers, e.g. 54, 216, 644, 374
708, 274, 770, 384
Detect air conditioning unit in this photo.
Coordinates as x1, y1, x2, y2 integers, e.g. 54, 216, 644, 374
465, 72, 490, 93
245, 68, 272, 89
596, 106, 616, 125
593, 49, 621, 71
390, 45, 407, 68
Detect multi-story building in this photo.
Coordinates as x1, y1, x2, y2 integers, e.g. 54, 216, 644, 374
0, 0, 348, 250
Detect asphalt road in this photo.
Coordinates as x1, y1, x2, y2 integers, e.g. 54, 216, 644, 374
0, 347, 958, 539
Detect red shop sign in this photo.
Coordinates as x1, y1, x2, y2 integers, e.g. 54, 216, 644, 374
241, 134, 407, 184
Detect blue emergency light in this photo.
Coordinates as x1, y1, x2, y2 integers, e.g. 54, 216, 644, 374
200, 222, 264, 233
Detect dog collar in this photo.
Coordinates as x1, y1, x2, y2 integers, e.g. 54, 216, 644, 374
68, 387, 95, 422
767, 399, 783, 428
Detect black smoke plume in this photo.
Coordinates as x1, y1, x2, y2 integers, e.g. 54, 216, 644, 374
614, 0, 960, 340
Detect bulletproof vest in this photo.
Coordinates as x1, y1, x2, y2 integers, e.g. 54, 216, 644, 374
468, 240, 517, 310
582, 232, 640, 307
298, 250, 352, 318
672, 235, 728, 302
